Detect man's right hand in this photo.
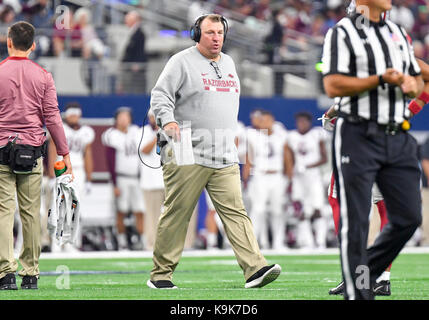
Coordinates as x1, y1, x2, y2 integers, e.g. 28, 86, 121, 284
62, 153, 74, 181
382, 68, 404, 86
163, 122, 181, 141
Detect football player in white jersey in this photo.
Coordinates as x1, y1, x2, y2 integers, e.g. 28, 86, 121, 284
48, 102, 95, 252
235, 120, 247, 165
241, 109, 264, 192
49, 102, 94, 193
287, 111, 328, 249
102, 107, 145, 250
243, 110, 293, 249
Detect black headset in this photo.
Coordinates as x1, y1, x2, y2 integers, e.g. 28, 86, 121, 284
190, 14, 229, 43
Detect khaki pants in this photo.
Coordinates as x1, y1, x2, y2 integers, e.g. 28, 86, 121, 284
0, 158, 42, 280
40, 176, 51, 247
151, 164, 267, 282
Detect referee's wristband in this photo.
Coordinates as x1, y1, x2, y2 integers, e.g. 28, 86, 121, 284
378, 75, 386, 89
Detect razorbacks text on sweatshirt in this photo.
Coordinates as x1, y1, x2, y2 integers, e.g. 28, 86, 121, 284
151, 46, 240, 168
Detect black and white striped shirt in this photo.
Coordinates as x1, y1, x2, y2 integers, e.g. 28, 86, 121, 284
322, 13, 421, 125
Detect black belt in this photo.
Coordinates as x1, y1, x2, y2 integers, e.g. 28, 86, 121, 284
378, 122, 404, 136
341, 114, 406, 136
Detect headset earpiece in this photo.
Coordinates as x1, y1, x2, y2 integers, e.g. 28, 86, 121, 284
190, 14, 228, 43
190, 15, 205, 42
221, 16, 228, 41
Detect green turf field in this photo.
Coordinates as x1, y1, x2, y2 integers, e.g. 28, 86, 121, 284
1, 253, 428, 300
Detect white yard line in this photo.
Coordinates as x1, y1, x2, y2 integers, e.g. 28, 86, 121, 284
39, 246, 429, 260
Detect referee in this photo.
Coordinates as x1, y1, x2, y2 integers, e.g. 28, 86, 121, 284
322, 0, 424, 300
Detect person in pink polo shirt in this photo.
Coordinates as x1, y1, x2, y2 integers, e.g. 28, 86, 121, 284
0, 21, 73, 290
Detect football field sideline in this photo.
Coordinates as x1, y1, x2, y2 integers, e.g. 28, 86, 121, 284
38, 246, 429, 260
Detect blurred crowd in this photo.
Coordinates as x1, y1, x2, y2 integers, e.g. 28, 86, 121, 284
2, 0, 429, 96
0, 0, 107, 59
2, 1, 429, 60
0, 0, 148, 94
193, 0, 429, 60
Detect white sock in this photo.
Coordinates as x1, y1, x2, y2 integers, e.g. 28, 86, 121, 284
51, 236, 61, 253
140, 234, 146, 249
207, 232, 217, 248
376, 271, 391, 283
118, 233, 127, 248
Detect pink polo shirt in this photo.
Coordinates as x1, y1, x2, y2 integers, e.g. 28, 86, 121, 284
0, 56, 69, 155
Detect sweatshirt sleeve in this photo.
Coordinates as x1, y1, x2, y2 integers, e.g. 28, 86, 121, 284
42, 72, 69, 156
150, 54, 185, 128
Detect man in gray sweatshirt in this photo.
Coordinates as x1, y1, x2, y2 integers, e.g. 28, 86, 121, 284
147, 14, 281, 289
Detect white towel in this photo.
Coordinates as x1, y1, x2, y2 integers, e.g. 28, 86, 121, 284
47, 174, 81, 245
347, 0, 356, 15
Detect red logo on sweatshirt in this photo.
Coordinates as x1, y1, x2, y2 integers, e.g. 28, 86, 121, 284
202, 78, 239, 93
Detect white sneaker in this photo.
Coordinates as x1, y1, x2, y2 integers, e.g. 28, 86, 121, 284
51, 240, 61, 253
63, 243, 80, 253
117, 233, 128, 250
